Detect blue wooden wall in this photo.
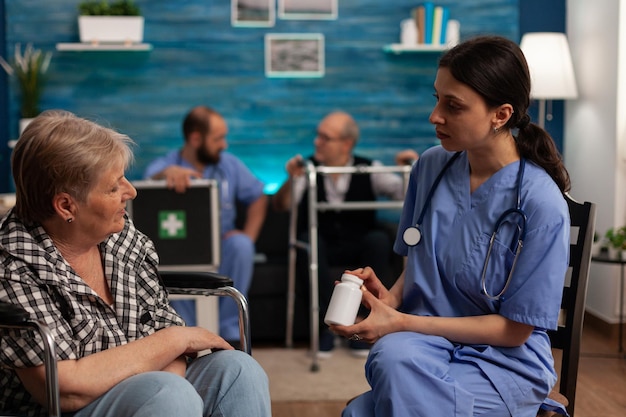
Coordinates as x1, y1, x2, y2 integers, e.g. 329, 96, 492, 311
2, 0, 519, 193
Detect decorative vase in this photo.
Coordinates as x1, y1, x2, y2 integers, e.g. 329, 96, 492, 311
608, 247, 621, 260
19, 118, 35, 135
592, 240, 603, 256
78, 16, 144, 44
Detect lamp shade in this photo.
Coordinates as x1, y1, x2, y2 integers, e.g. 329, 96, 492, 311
520, 32, 578, 100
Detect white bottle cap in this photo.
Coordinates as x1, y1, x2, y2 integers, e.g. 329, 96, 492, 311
341, 273, 363, 286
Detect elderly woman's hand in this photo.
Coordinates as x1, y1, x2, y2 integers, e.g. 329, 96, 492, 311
177, 326, 234, 353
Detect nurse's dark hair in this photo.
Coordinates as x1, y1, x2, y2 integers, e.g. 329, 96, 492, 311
438, 35, 571, 193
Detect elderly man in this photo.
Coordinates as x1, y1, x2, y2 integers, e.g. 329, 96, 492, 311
273, 110, 418, 357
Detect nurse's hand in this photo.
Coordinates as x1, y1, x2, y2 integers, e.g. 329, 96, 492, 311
329, 290, 403, 344
345, 267, 395, 308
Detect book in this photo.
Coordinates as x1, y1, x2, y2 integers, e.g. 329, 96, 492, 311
432, 6, 444, 45
414, 5, 425, 44
422, 1, 434, 44
439, 7, 450, 45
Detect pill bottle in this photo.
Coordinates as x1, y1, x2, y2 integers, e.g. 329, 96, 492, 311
324, 273, 364, 326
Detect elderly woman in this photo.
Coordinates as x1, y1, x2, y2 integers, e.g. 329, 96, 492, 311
0, 110, 271, 417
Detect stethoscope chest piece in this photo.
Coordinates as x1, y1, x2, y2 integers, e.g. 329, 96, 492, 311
403, 225, 422, 246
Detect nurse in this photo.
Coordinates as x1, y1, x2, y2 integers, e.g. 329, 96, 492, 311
333, 35, 571, 417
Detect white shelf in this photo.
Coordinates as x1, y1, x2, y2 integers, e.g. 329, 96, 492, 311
56, 42, 153, 52
383, 43, 449, 54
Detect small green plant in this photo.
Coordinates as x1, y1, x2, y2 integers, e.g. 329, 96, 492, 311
0, 43, 52, 118
78, 0, 141, 16
604, 226, 626, 250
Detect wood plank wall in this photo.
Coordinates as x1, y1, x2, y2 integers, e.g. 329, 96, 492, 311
2, 0, 517, 192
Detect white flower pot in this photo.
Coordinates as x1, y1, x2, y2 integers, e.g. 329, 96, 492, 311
591, 240, 603, 257
19, 118, 35, 135
607, 247, 624, 260
78, 16, 144, 44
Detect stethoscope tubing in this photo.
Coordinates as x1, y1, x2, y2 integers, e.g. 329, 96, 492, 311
403, 152, 527, 300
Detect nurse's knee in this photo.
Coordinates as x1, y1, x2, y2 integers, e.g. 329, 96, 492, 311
368, 332, 451, 376
342, 391, 375, 417
370, 332, 416, 361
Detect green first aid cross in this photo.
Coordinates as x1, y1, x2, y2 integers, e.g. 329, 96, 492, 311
159, 210, 187, 239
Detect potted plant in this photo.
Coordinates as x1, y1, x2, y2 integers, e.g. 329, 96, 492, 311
77, 0, 144, 45
0, 43, 53, 133
604, 226, 626, 259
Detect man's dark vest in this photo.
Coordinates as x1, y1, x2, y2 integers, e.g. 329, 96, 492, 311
297, 156, 377, 239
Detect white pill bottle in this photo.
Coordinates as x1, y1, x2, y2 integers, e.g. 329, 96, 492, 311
324, 273, 364, 326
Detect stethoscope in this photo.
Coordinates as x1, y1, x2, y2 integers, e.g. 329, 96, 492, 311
402, 152, 527, 300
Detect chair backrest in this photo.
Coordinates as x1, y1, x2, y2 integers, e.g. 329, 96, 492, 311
548, 194, 596, 417
129, 179, 221, 271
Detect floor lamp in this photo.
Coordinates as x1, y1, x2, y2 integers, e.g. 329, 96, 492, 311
520, 32, 578, 129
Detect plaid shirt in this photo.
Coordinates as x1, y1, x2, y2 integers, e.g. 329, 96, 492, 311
0, 210, 184, 417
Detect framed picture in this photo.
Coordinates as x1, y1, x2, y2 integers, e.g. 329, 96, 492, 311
232, 0, 275, 27
265, 33, 325, 78
278, 0, 337, 20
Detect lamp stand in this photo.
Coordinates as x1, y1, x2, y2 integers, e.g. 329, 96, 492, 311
537, 98, 546, 129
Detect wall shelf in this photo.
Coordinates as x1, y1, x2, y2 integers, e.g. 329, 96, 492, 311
383, 43, 449, 54
56, 43, 153, 52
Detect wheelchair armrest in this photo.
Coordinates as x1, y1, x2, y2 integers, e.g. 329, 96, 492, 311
159, 271, 234, 290
0, 301, 30, 325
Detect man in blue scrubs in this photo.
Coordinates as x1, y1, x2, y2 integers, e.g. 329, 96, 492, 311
144, 105, 267, 346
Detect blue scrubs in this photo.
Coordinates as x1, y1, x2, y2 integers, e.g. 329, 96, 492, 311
144, 150, 264, 340
344, 146, 570, 417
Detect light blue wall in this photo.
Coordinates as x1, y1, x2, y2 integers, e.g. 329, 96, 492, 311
2, 0, 518, 193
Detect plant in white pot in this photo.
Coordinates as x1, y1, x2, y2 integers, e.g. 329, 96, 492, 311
604, 226, 626, 259
78, 0, 144, 45
0, 43, 52, 134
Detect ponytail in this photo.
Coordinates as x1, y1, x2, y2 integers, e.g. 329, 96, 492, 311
516, 122, 571, 193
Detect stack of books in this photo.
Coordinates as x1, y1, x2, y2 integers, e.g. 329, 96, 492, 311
412, 2, 450, 46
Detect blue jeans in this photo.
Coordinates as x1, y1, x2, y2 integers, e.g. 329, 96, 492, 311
68, 350, 271, 417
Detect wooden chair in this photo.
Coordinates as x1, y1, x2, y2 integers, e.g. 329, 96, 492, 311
344, 194, 596, 417
0, 271, 250, 417
538, 195, 596, 417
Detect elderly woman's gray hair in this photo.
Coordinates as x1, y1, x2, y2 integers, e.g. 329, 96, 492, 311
11, 110, 134, 224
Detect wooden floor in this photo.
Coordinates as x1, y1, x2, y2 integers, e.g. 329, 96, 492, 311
271, 325, 626, 417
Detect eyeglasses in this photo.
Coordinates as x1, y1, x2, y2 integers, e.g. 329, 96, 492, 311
315, 130, 344, 143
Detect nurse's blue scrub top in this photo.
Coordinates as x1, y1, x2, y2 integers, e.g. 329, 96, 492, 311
394, 146, 570, 410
